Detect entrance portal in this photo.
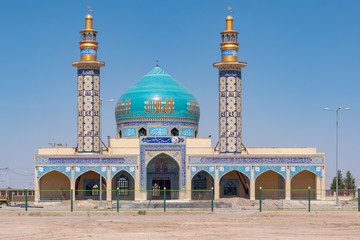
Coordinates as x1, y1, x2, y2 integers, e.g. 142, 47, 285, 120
146, 153, 179, 200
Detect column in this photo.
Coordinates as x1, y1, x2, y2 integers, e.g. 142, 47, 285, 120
215, 166, 220, 199
34, 166, 40, 202
285, 166, 291, 200
250, 166, 255, 200
71, 166, 75, 202
106, 166, 112, 201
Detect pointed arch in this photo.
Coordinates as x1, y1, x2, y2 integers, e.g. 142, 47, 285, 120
171, 127, 179, 136
191, 170, 214, 200
75, 170, 107, 200
112, 170, 135, 200
138, 127, 147, 136
255, 170, 286, 199
146, 153, 180, 200
291, 170, 317, 199
219, 170, 250, 198
39, 170, 70, 201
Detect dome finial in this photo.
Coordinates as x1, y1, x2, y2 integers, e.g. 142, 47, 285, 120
78, 7, 99, 61
228, 6, 232, 16
219, 9, 239, 62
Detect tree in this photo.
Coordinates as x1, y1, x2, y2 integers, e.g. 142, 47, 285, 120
330, 170, 345, 190
343, 171, 356, 190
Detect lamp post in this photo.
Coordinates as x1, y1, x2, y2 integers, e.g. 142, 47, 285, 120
324, 106, 350, 206
90, 98, 114, 208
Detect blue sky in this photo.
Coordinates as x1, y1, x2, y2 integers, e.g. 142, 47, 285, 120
0, 0, 359, 188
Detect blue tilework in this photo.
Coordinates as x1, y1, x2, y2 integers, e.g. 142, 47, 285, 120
118, 121, 198, 127
140, 144, 186, 187
35, 156, 137, 165
218, 166, 251, 180
149, 127, 169, 136
189, 156, 324, 165
254, 166, 286, 180
181, 128, 194, 137
140, 137, 185, 144
123, 128, 136, 137
290, 165, 322, 179
74, 166, 105, 180
190, 166, 215, 179
110, 166, 136, 179
37, 166, 71, 181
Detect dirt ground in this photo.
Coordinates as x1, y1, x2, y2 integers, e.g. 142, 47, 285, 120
0, 210, 359, 240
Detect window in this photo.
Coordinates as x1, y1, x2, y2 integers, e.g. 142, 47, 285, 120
171, 128, 179, 136
194, 174, 207, 190
138, 128, 147, 136
195, 130, 198, 138
116, 174, 129, 196
85, 182, 99, 196
118, 130, 122, 138
224, 182, 237, 196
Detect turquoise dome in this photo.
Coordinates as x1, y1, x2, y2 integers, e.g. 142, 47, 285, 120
115, 67, 200, 124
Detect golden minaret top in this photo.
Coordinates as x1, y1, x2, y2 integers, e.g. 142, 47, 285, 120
220, 8, 239, 62
79, 8, 99, 61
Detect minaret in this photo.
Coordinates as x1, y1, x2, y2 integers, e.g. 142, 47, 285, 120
72, 12, 105, 154
213, 11, 247, 154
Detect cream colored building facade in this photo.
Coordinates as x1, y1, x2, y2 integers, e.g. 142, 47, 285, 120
34, 12, 325, 202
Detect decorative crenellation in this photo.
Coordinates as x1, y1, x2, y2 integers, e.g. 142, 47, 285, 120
188, 156, 324, 165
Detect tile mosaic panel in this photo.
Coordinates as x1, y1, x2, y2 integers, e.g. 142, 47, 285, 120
140, 144, 186, 187
189, 156, 324, 165
140, 137, 185, 145
290, 165, 322, 179
37, 166, 71, 181
190, 166, 215, 179
218, 166, 251, 180
74, 166, 104, 180
110, 166, 136, 179
254, 166, 286, 180
35, 156, 137, 165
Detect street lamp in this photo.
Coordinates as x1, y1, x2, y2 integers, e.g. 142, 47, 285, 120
324, 106, 350, 206
89, 98, 114, 208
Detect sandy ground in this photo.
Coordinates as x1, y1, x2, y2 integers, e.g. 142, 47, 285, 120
0, 210, 360, 240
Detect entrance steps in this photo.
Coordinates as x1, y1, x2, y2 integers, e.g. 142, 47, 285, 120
112, 200, 231, 209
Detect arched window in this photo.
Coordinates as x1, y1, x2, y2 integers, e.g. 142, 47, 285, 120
93, 33, 96, 41
116, 174, 129, 196
85, 182, 99, 196
224, 182, 237, 196
195, 130, 198, 138
193, 174, 207, 190
138, 128, 147, 136
118, 130, 122, 138
171, 128, 179, 136
81, 33, 86, 41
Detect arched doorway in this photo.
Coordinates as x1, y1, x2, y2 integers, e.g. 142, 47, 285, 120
75, 170, 107, 200
255, 170, 285, 199
291, 170, 317, 199
146, 153, 179, 200
220, 170, 250, 198
39, 171, 70, 201
112, 171, 135, 200
191, 171, 214, 200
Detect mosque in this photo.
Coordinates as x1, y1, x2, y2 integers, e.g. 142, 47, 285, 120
34, 11, 325, 202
